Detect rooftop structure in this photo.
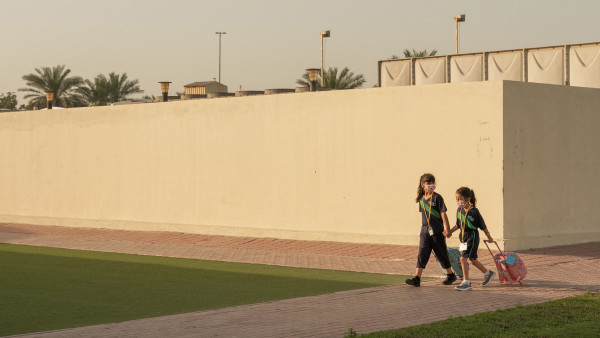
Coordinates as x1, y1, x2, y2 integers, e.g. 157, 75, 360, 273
184, 81, 228, 96
379, 41, 600, 89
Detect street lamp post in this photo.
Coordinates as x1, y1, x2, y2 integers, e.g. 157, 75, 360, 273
320, 30, 330, 87
159, 81, 171, 102
306, 68, 320, 92
45, 91, 55, 110
215, 32, 226, 83
454, 14, 465, 54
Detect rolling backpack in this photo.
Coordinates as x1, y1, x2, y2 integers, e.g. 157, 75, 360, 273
484, 240, 528, 285
434, 247, 464, 278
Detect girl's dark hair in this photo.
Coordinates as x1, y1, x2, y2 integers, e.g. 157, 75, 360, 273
416, 173, 436, 202
456, 187, 477, 206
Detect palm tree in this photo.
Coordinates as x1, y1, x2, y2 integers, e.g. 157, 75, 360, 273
402, 49, 438, 58
77, 75, 109, 106
19, 65, 85, 109
77, 72, 144, 106
105, 72, 143, 103
296, 66, 366, 89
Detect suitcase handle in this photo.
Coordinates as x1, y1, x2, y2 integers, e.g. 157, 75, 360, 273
483, 240, 508, 261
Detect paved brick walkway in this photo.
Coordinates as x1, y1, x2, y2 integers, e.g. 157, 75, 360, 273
2, 223, 599, 337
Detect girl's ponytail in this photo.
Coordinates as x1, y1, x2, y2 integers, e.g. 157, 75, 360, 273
416, 173, 435, 202
416, 183, 425, 203
470, 189, 477, 206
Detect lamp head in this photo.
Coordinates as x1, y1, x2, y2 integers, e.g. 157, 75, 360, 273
454, 14, 465, 22
45, 91, 55, 102
158, 81, 172, 94
306, 68, 320, 83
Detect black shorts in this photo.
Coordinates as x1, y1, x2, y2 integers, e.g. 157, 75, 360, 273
460, 235, 479, 260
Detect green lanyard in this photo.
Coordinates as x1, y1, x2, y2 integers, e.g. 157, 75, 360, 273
459, 207, 471, 243
420, 196, 442, 227
423, 197, 432, 227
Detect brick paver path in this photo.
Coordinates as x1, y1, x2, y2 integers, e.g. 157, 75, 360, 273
2, 223, 599, 337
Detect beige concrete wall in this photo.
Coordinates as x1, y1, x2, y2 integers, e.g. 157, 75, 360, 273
0, 82, 506, 247
503, 81, 600, 249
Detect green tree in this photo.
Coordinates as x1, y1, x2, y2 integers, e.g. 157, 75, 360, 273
0, 92, 18, 110
404, 48, 437, 57
390, 49, 438, 59
105, 72, 143, 103
77, 75, 109, 106
77, 72, 143, 106
19, 65, 85, 109
406, 49, 437, 58
296, 66, 366, 89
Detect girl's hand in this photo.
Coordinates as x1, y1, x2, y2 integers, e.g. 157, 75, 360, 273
486, 234, 493, 241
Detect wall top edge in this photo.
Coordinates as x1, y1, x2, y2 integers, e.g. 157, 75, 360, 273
378, 41, 600, 64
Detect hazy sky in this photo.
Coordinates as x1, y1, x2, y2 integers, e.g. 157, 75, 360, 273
1, 0, 598, 105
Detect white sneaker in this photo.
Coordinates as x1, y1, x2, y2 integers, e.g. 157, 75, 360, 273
482, 270, 495, 286
455, 280, 472, 291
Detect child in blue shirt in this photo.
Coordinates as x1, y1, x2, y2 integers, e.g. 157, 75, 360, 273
448, 187, 495, 290
405, 173, 457, 287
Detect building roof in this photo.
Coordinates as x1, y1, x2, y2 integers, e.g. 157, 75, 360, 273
184, 81, 223, 87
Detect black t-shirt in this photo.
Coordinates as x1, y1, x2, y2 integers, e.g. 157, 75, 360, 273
455, 207, 487, 242
418, 192, 447, 234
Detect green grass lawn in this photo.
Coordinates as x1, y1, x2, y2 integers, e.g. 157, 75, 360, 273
354, 292, 600, 337
0, 244, 406, 336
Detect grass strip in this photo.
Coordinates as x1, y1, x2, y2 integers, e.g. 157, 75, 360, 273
354, 291, 600, 337
0, 244, 406, 336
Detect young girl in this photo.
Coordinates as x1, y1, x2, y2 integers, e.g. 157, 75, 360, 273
405, 173, 457, 287
449, 187, 495, 291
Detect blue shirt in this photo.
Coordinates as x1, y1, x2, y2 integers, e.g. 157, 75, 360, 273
418, 192, 447, 234
455, 207, 487, 241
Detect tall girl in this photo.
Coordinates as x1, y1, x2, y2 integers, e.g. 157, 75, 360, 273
449, 187, 495, 291
405, 173, 457, 287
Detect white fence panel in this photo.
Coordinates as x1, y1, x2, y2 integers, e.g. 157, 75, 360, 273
570, 44, 600, 89
527, 47, 564, 85
414, 57, 446, 85
488, 51, 523, 82
450, 54, 483, 83
380, 60, 411, 87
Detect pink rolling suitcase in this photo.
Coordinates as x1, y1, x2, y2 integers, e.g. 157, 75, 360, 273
483, 240, 527, 285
